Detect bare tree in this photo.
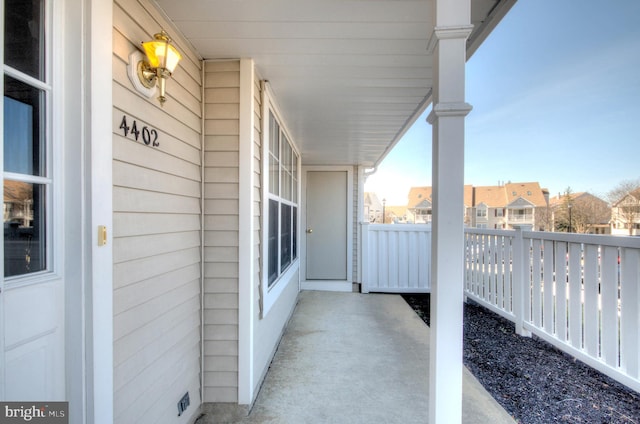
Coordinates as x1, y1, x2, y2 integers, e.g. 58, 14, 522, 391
570, 195, 610, 234
534, 194, 553, 232
554, 188, 574, 232
608, 178, 640, 236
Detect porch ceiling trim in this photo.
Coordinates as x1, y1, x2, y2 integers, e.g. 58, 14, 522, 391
154, 0, 516, 167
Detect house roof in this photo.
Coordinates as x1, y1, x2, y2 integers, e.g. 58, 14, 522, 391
503, 182, 548, 207
474, 185, 506, 208
407, 186, 432, 209
613, 188, 640, 207
154, 0, 515, 167
408, 182, 548, 208
408, 185, 474, 208
386, 205, 408, 218
548, 191, 590, 208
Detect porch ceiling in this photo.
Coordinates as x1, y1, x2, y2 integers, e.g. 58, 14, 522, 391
154, 0, 514, 167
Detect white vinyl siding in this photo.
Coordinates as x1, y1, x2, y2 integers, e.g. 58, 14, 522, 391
173, 58, 298, 411
203, 60, 240, 403
112, 1, 202, 423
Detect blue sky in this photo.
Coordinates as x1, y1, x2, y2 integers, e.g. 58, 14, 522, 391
365, 0, 640, 205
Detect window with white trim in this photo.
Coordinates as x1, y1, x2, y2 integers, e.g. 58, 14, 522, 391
3, 0, 51, 278
476, 208, 487, 218
266, 110, 299, 288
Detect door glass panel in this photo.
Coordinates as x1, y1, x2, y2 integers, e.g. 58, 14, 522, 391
4, 0, 45, 80
4, 181, 46, 277
4, 76, 45, 176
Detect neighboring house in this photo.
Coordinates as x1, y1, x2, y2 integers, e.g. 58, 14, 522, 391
549, 192, 611, 234
408, 185, 474, 225
386, 205, 409, 224
407, 186, 435, 224
409, 182, 549, 230
3, 180, 33, 228
611, 188, 640, 236
0, 0, 514, 423
364, 192, 384, 223
469, 182, 549, 230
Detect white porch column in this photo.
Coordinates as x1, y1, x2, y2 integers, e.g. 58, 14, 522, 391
238, 58, 256, 404
427, 1, 472, 423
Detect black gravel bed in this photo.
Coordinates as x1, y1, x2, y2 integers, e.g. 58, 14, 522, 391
402, 293, 640, 423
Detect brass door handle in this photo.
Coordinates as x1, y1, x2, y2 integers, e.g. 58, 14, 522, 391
306, 228, 313, 233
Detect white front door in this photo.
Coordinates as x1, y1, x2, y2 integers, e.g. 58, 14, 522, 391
3, 281, 64, 400
305, 170, 349, 281
1, 0, 65, 401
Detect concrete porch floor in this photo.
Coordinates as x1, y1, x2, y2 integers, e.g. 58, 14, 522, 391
214, 290, 515, 423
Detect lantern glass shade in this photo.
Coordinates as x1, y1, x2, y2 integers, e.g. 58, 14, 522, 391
141, 33, 182, 74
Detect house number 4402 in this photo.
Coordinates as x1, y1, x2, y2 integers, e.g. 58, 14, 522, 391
119, 115, 159, 147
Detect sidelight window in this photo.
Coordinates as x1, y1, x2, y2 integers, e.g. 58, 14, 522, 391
3, 0, 51, 278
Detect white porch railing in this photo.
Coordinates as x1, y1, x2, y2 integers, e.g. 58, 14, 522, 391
361, 222, 640, 393
361, 223, 431, 293
465, 226, 640, 393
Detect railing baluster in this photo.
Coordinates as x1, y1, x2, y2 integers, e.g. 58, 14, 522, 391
491, 235, 498, 306
601, 245, 619, 367
620, 247, 640, 378
511, 226, 530, 336
505, 236, 513, 314
543, 240, 554, 334
583, 244, 599, 358
482, 234, 489, 301
556, 241, 568, 342
532, 239, 543, 328
568, 242, 582, 349
496, 236, 504, 310
471, 233, 478, 295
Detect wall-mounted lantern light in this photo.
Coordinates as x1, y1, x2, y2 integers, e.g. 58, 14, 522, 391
127, 30, 182, 106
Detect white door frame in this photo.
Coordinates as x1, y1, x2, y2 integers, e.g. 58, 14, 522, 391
301, 166, 353, 292
61, 0, 114, 421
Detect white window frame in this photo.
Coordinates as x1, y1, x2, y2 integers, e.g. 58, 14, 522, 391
2, 0, 60, 288
260, 87, 300, 317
